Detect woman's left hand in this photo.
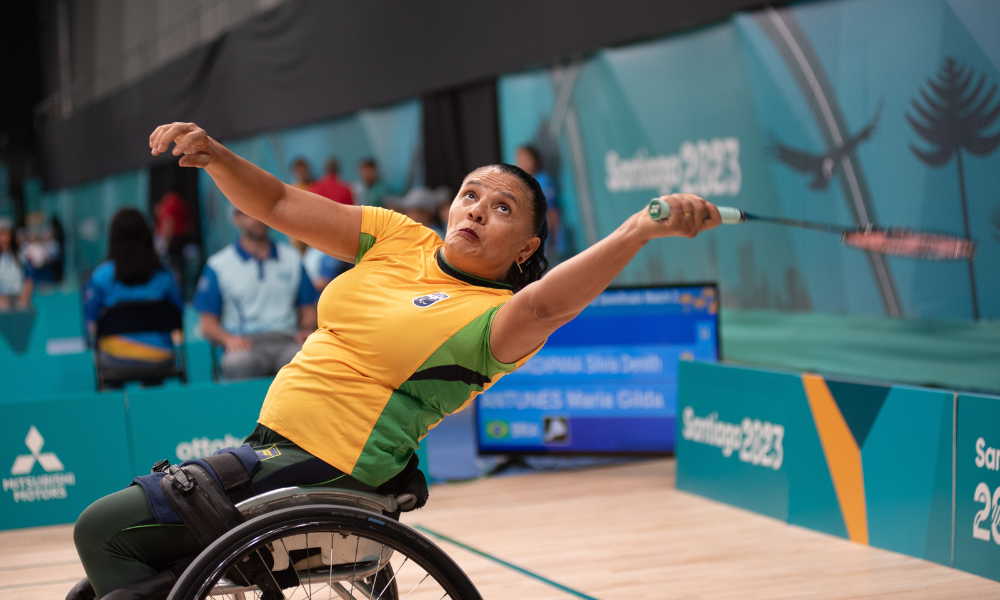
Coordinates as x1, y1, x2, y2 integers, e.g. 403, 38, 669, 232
632, 194, 722, 242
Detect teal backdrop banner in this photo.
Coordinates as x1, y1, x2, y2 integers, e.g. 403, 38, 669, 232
198, 99, 422, 257
499, 0, 1000, 321
126, 379, 272, 478
954, 393, 1000, 582
0, 392, 131, 530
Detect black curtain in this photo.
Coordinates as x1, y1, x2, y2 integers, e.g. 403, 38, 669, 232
37, 0, 766, 189
422, 80, 501, 193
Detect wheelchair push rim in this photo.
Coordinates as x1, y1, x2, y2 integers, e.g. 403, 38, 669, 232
166, 504, 482, 600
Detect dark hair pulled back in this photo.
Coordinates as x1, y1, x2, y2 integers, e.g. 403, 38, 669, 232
489, 163, 549, 292
107, 208, 162, 285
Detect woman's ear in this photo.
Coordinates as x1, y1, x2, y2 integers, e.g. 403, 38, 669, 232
517, 236, 541, 263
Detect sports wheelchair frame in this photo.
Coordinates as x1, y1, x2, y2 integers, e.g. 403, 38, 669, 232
166, 486, 482, 600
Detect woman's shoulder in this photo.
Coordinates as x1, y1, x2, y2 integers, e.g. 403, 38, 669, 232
90, 261, 117, 283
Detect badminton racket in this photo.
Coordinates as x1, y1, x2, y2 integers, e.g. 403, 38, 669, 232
647, 198, 975, 260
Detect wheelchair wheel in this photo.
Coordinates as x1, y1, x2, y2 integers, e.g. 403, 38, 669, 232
167, 504, 481, 600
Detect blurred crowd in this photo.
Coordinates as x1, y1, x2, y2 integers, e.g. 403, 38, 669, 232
7, 147, 569, 389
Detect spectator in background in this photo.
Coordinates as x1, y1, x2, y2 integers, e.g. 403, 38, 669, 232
516, 145, 571, 264
22, 227, 57, 286
290, 157, 315, 190
356, 158, 389, 207
0, 217, 32, 310
194, 207, 318, 380
84, 208, 183, 376
309, 158, 354, 206
386, 187, 449, 238
154, 191, 199, 295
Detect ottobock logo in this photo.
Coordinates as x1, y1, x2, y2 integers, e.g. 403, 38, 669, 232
3, 426, 76, 503
413, 292, 448, 308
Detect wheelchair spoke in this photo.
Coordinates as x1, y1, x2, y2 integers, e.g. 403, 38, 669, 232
400, 573, 430, 600
377, 557, 404, 599
349, 535, 359, 598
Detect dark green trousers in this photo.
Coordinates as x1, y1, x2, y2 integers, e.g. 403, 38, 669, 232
74, 425, 374, 598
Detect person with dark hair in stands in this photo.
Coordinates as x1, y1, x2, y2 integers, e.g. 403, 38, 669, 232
309, 157, 354, 205
290, 157, 315, 190
357, 157, 389, 207
516, 145, 573, 264
0, 217, 33, 311
84, 208, 184, 378
68, 122, 719, 599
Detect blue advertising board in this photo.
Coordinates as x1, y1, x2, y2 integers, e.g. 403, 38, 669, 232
476, 284, 719, 454
954, 393, 1000, 582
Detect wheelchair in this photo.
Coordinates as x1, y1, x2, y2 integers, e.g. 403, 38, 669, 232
166, 486, 482, 600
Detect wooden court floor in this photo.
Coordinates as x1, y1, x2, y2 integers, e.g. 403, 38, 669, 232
2, 458, 998, 599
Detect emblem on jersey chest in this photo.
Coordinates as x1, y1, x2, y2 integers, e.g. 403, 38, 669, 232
413, 292, 449, 308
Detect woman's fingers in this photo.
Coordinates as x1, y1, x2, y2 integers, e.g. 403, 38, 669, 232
172, 129, 206, 156
149, 122, 196, 155
702, 200, 722, 230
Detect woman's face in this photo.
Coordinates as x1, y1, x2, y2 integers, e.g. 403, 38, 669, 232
442, 168, 540, 282
0, 228, 11, 251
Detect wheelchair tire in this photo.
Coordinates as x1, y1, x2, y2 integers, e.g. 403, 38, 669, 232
167, 504, 481, 600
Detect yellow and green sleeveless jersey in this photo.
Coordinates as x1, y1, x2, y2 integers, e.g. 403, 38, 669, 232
258, 207, 542, 486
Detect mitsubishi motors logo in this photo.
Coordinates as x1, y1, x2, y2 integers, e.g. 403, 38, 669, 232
11, 426, 64, 475
3, 426, 75, 503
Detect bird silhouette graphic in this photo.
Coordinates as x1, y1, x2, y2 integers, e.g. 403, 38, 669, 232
769, 103, 882, 190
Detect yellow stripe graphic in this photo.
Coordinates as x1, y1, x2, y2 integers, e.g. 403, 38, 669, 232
801, 374, 868, 544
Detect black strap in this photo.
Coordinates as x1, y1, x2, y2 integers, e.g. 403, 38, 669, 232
203, 453, 255, 503
160, 465, 242, 548
159, 465, 284, 597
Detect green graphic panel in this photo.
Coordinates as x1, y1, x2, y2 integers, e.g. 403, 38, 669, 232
0, 392, 130, 530
862, 386, 954, 564
955, 393, 1000, 581
676, 361, 796, 521
127, 379, 272, 477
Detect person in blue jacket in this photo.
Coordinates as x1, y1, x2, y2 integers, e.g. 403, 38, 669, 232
84, 208, 184, 378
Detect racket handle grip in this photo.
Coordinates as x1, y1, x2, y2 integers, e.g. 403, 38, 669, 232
648, 198, 745, 225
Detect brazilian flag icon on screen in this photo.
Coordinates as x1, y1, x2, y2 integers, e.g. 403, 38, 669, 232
486, 421, 509, 439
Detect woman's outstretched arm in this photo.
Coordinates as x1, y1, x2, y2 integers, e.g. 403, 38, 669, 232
150, 122, 362, 261
490, 194, 721, 363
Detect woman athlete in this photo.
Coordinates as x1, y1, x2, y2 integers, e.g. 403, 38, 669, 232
70, 122, 722, 599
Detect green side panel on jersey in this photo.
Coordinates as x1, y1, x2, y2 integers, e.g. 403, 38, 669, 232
352, 305, 517, 485
356, 232, 376, 263
351, 389, 436, 486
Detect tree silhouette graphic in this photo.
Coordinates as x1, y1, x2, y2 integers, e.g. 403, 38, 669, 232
907, 57, 1000, 320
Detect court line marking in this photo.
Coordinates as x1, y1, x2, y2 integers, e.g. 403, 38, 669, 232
413, 524, 601, 600
0, 577, 83, 591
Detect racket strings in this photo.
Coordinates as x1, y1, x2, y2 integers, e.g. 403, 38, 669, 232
841, 229, 975, 260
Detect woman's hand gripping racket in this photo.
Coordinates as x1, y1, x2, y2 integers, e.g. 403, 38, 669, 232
647, 198, 976, 260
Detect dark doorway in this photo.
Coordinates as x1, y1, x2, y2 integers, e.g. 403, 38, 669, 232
422, 79, 502, 192
149, 162, 203, 299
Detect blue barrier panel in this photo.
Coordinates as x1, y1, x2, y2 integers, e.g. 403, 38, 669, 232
954, 393, 1000, 582
859, 386, 954, 566
676, 361, 793, 521
0, 391, 130, 530
0, 352, 96, 401
127, 379, 272, 477
678, 362, 954, 565
26, 290, 85, 356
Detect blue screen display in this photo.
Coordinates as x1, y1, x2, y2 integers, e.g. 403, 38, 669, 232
476, 285, 719, 454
